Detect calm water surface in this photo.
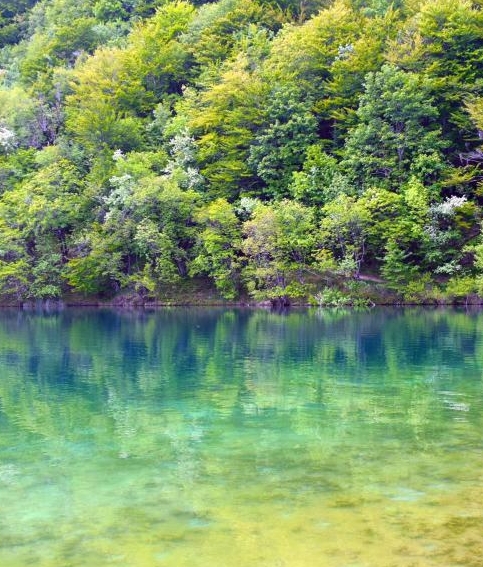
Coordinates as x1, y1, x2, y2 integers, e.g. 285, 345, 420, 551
0, 307, 482, 566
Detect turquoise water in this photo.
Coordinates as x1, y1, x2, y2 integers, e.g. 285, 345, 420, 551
0, 307, 482, 566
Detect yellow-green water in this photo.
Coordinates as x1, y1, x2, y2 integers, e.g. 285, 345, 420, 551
0, 307, 482, 566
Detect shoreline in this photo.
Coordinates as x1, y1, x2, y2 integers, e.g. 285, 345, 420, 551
2, 296, 483, 310
1, 278, 482, 310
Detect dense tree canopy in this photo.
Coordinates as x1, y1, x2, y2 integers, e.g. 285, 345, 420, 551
0, 0, 483, 304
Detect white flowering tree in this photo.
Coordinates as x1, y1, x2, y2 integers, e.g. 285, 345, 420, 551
0, 126, 16, 153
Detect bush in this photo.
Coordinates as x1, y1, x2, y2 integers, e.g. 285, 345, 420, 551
313, 286, 371, 308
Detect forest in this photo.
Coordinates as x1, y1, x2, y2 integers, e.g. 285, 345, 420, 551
0, 0, 483, 305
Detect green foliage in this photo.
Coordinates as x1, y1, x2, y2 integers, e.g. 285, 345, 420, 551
182, 0, 275, 68
188, 54, 268, 197
0, 0, 482, 303
313, 286, 371, 307
266, 1, 362, 96
318, 194, 371, 278
0, 154, 87, 298
342, 64, 446, 191
466, 97, 483, 133
126, 1, 194, 98
0, 86, 42, 148
0, 0, 37, 47
97, 150, 201, 288
445, 276, 477, 302
314, 287, 351, 307
0, 258, 29, 299
30, 246, 63, 298
424, 195, 478, 275
386, 0, 483, 155
381, 239, 419, 293
0, 148, 38, 192
93, 0, 130, 22
191, 198, 241, 299
400, 273, 435, 304
248, 85, 318, 198
289, 145, 349, 206
349, 0, 406, 18
63, 229, 124, 295
65, 46, 146, 152
242, 200, 315, 301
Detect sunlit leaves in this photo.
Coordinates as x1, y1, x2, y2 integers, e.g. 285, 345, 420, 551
191, 198, 241, 298
0, 0, 483, 301
242, 200, 316, 300
189, 54, 268, 196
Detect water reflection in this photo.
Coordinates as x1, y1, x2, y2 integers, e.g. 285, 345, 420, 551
0, 307, 482, 566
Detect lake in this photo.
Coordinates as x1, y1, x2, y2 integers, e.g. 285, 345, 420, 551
0, 307, 482, 566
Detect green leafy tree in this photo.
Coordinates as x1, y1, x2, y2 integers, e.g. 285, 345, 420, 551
349, 0, 406, 17
320, 10, 399, 145
266, 1, 362, 96
318, 194, 371, 278
181, 0, 275, 69
445, 275, 477, 304
71, 144, 202, 294
63, 227, 125, 295
191, 198, 241, 299
386, 0, 483, 155
466, 97, 483, 134
0, 0, 37, 46
381, 238, 419, 293
93, 0, 130, 22
125, 1, 194, 99
424, 195, 478, 276
0, 155, 87, 297
65, 47, 145, 152
289, 144, 350, 206
264, 0, 367, 147
248, 86, 318, 198
0, 148, 38, 193
242, 200, 315, 303
188, 54, 268, 197
342, 65, 446, 191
